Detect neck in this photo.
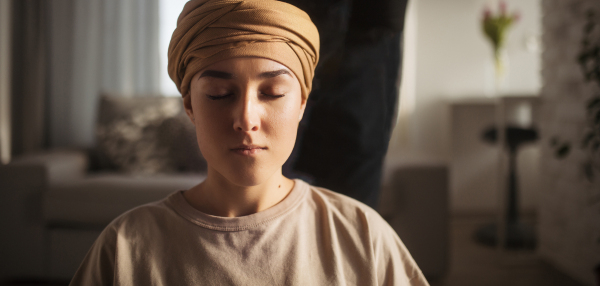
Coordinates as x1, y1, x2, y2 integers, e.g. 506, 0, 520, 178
184, 168, 295, 217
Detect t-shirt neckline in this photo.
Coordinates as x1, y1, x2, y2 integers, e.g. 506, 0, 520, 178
166, 178, 308, 231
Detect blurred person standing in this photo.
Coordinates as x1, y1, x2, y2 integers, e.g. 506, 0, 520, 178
284, 0, 408, 208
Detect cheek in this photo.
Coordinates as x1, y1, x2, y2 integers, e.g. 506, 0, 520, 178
190, 99, 227, 155
265, 99, 301, 148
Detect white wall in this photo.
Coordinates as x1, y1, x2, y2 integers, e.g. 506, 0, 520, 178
0, 0, 11, 164
389, 0, 542, 160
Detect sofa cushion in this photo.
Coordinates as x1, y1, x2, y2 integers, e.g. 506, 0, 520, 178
43, 173, 205, 227
156, 112, 207, 173
95, 95, 206, 174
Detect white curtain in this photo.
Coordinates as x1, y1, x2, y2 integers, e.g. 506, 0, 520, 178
47, 0, 160, 148
0, 0, 11, 163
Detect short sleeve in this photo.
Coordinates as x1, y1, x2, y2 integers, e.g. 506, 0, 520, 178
370, 212, 429, 286
69, 224, 117, 286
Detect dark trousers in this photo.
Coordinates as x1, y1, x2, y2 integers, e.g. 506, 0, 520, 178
288, 32, 402, 208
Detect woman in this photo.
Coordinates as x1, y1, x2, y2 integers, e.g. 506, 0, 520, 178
70, 0, 428, 285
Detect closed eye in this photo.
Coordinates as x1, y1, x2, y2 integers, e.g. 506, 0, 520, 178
261, 93, 285, 99
206, 93, 233, 100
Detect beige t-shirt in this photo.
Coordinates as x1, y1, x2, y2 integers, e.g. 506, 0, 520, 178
70, 179, 429, 286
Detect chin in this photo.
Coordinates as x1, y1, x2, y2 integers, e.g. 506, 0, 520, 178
202, 146, 291, 187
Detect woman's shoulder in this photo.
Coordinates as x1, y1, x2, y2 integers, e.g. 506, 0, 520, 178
102, 192, 181, 235
301, 182, 391, 236
301, 181, 427, 284
305, 183, 378, 216
306, 184, 367, 205
70, 192, 183, 284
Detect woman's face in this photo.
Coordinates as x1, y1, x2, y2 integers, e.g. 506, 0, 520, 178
185, 57, 306, 186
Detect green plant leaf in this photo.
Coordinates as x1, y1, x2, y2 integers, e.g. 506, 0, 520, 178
588, 97, 600, 111
582, 132, 595, 148
583, 160, 594, 182
584, 22, 594, 34
556, 143, 571, 159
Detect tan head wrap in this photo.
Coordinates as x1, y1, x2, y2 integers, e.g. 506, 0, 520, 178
168, 0, 320, 99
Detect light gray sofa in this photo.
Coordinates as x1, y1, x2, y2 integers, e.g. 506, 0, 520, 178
0, 149, 205, 280
1, 95, 210, 281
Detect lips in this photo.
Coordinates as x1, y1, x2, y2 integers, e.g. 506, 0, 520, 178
231, 144, 267, 156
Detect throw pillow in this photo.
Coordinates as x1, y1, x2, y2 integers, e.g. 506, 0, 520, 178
95, 95, 206, 174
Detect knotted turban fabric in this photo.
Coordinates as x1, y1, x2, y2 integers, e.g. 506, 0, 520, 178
168, 0, 320, 100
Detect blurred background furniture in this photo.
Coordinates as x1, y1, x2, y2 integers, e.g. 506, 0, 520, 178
0, 150, 204, 280
478, 96, 540, 250
449, 96, 541, 215
0, 96, 207, 281
450, 96, 540, 250
450, 98, 500, 214
475, 125, 538, 249
379, 157, 449, 280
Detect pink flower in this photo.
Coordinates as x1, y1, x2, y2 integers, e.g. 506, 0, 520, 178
483, 6, 491, 20
481, 1, 520, 50
513, 11, 521, 22
499, 0, 507, 15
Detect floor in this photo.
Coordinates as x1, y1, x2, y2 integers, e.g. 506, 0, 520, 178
430, 216, 585, 286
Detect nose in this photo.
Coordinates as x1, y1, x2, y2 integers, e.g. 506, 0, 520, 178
232, 92, 260, 132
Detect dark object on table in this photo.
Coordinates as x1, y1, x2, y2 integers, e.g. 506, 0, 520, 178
475, 126, 539, 249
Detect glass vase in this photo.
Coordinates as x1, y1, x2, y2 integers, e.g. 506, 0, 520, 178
485, 47, 510, 97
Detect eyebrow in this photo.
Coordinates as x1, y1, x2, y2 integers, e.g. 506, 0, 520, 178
199, 70, 234, 79
258, 69, 292, 79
